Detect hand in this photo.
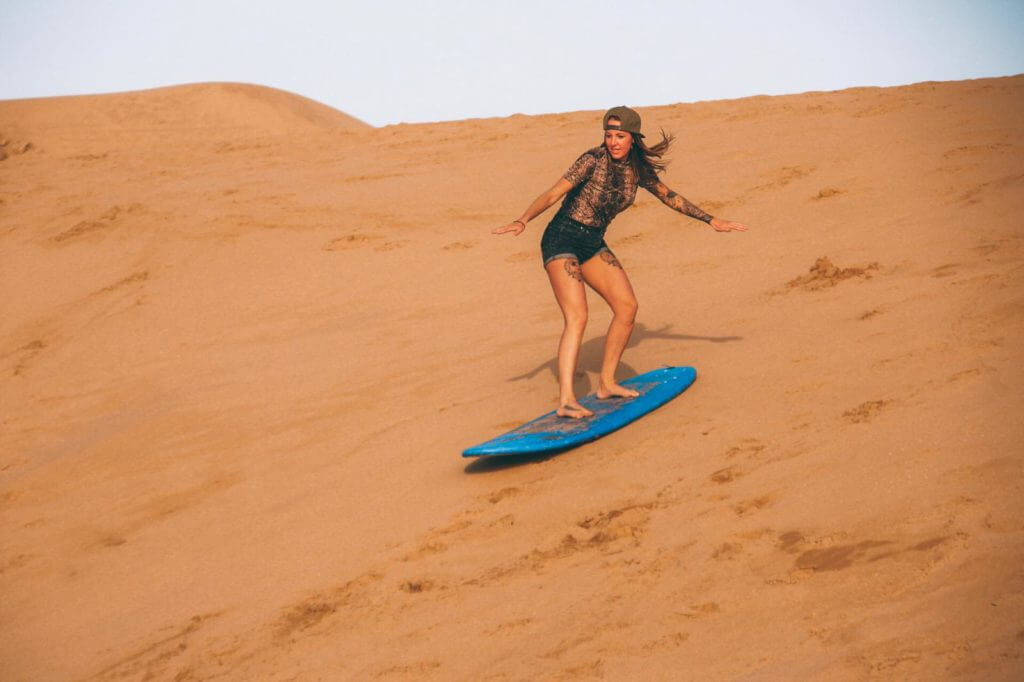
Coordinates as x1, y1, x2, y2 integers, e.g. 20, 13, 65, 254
492, 220, 526, 236
710, 217, 748, 232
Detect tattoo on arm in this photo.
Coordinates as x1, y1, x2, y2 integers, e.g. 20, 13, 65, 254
665, 190, 714, 223
654, 183, 714, 223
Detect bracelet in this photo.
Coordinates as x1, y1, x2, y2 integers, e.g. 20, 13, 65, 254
513, 219, 526, 228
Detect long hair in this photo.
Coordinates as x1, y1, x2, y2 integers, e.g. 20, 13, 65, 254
627, 130, 674, 185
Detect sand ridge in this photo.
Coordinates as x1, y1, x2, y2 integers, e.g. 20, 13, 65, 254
1, 77, 1023, 680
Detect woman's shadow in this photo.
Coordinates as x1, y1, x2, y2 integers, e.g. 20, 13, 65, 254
464, 323, 742, 474
507, 322, 742, 395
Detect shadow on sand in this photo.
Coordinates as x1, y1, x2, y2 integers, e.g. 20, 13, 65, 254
463, 449, 565, 474
507, 322, 742, 396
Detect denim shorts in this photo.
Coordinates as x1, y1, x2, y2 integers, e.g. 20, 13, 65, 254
540, 214, 612, 267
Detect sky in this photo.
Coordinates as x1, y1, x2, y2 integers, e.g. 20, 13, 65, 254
2, 0, 1023, 127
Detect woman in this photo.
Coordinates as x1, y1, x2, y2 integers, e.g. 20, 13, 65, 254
493, 106, 748, 419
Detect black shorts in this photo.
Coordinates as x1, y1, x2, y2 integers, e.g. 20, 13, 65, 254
540, 215, 612, 267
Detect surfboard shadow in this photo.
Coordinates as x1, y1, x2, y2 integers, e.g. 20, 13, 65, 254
463, 445, 580, 473
507, 322, 741, 395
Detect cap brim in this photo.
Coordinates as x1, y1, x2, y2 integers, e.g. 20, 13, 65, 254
604, 125, 643, 138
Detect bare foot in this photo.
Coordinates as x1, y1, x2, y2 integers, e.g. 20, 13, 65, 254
597, 382, 640, 399
557, 402, 594, 419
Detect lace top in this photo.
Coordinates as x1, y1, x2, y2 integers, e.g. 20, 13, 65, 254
555, 146, 714, 229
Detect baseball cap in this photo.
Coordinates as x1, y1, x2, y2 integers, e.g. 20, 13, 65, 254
603, 106, 644, 137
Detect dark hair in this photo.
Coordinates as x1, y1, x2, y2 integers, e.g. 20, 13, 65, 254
629, 130, 673, 185
602, 126, 674, 185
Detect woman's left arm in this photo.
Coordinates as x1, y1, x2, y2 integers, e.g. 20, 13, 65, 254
647, 181, 748, 232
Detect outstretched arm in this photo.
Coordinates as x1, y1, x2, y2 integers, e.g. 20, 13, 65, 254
492, 177, 573, 236
647, 181, 748, 232
649, 180, 714, 222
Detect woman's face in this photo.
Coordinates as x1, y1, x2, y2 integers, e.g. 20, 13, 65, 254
604, 120, 633, 160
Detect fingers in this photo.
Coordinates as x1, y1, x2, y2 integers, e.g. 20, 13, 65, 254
492, 223, 525, 236
713, 221, 748, 232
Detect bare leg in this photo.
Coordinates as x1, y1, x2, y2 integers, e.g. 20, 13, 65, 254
545, 258, 594, 418
581, 250, 640, 399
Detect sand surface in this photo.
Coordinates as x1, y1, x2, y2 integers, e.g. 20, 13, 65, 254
1, 78, 1023, 680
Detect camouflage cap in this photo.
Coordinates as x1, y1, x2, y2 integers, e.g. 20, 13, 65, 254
603, 105, 644, 138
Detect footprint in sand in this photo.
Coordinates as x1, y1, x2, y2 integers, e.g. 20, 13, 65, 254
52, 203, 144, 243
474, 503, 656, 581
812, 187, 844, 200
486, 487, 521, 504
67, 152, 109, 163
323, 233, 409, 252
777, 529, 952, 575
750, 165, 814, 193
641, 631, 690, 652
732, 494, 773, 517
374, 240, 408, 252
700, 199, 730, 213
931, 263, 961, 278
616, 232, 645, 245
442, 240, 476, 250
785, 256, 879, 291
323, 233, 374, 250
11, 339, 45, 376
96, 271, 149, 295
842, 399, 892, 423
505, 251, 535, 263
942, 142, 1011, 159
399, 579, 436, 594
0, 553, 36, 575
777, 531, 805, 553
675, 602, 720, 618
375, 661, 442, 677
485, 618, 534, 635
401, 541, 447, 562
725, 438, 765, 460
276, 571, 383, 638
97, 613, 219, 680
710, 465, 742, 484
0, 138, 34, 161
711, 542, 743, 560
488, 514, 515, 529
795, 540, 892, 571
955, 172, 1024, 205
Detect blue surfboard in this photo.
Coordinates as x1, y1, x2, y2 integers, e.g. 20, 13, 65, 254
463, 366, 697, 457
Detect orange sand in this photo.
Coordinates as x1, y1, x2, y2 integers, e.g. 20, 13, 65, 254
1, 78, 1023, 680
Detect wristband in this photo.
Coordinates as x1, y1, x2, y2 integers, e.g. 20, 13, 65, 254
513, 220, 526, 228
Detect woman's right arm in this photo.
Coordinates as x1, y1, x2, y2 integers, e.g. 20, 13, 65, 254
492, 177, 573, 236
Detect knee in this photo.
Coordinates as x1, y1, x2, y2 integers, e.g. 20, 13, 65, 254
563, 307, 588, 332
615, 298, 638, 325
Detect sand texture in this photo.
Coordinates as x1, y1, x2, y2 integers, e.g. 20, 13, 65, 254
2, 77, 1023, 680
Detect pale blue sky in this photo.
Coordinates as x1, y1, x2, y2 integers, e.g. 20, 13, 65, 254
2, 0, 1022, 126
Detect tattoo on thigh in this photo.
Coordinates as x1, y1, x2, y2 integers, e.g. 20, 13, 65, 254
564, 258, 583, 281
600, 251, 623, 269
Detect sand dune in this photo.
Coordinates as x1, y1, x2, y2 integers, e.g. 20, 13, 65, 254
1, 77, 1022, 680
0, 82, 367, 156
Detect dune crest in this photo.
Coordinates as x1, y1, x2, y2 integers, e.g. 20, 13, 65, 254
0, 82, 367, 149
